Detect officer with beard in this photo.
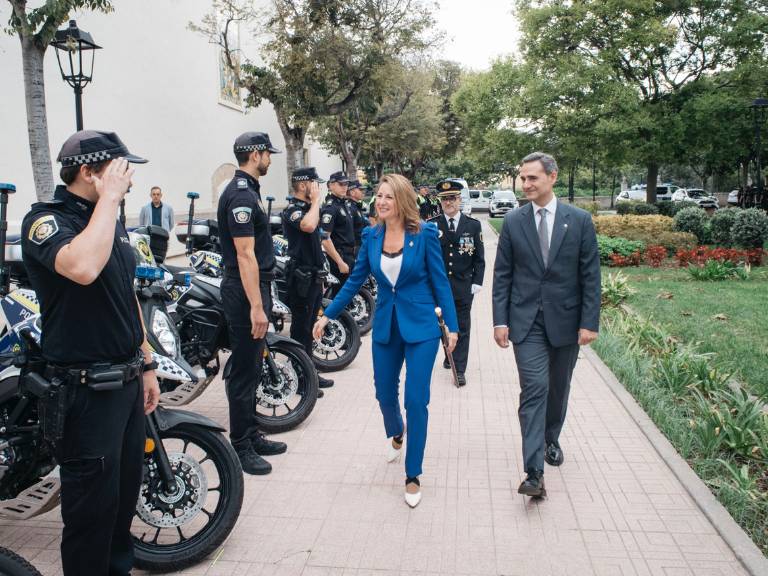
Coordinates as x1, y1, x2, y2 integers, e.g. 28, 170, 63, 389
218, 132, 287, 475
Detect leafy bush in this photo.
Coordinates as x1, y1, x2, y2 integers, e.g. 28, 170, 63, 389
671, 200, 700, 216
644, 231, 698, 253
574, 201, 600, 215
594, 215, 674, 238
710, 209, 739, 246
609, 252, 642, 267
596, 235, 646, 265
674, 206, 710, 243
657, 200, 675, 217
633, 202, 659, 215
645, 245, 667, 267
685, 259, 749, 281
601, 271, 635, 307
731, 208, 768, 249
708, 388, 767, 461
675, 246, 763, 267
616, 201, 643, 215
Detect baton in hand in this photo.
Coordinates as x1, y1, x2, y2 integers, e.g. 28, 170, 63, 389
435, 307, 460, 388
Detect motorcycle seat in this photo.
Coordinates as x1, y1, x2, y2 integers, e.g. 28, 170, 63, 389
164, 263, 196, 275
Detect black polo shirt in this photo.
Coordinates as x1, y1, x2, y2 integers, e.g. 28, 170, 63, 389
21, 186, 144, 365
320, 194, 355, 254
281, 198, 324, 269
217, 170, 275, 275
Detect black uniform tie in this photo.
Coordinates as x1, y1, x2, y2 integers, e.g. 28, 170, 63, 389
449, 217, 455, 232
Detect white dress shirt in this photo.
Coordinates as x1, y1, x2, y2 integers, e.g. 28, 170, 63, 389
444, 212, 461, 230
381, 253, 403, 286
532, 195, 557, 247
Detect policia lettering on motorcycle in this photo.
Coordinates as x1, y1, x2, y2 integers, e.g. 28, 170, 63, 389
218, 131, 287, 475
20, 130, 161, 576
281, 167, 335, 391
321, 172, 356, 297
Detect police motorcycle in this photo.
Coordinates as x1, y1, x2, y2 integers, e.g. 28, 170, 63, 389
159, 199, 318, 434
0, 547, 42, 576
0, 184, 243, 572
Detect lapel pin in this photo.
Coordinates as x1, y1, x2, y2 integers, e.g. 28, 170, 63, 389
564, 224, 568, 229
409, 240, 414, 247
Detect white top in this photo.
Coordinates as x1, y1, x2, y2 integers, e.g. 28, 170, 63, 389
380, 253, 403, 286
444, 212, 461, 230
532, 196, 557, 246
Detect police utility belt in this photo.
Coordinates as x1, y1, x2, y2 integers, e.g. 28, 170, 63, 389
24, 353, 144, 446
288, 263, 327, 298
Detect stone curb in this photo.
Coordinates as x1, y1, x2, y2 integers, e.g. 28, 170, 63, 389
583, 345, 768, 576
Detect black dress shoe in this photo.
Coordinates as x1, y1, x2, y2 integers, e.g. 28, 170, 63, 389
517, 470, 546, 498
317, 389, 325, 398
237, 447, 272, 475
457, 373, 467, 387
251, 432, 287, 456
544, 443, 564, 467
319, 376, 334, 388
443, 358, 450, 369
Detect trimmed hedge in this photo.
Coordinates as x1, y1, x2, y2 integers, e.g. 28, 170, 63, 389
594, 214, 674, 238
710, 209, 738, 246
731, 208, 768, 249
674, 206, 710, 244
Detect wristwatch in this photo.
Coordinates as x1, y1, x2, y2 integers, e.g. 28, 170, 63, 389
143, 360, 159, 372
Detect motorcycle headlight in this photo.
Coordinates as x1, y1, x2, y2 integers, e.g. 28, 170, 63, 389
151, 309, 178, 358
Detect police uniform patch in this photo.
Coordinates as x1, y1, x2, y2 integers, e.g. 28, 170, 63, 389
232, 207, 252, 223
237, 179, 248, 189
322, 213, 332, 224
290, 210, 302, 222
28, 215, 59, 246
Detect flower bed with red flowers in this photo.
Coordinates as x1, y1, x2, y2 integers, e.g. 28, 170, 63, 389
675, 247, 765, 268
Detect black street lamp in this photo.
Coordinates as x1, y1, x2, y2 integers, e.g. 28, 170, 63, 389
751, 98, 768, 209
51, 20, 101, 131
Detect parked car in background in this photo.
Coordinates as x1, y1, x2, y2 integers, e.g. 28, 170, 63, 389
616, 184, 678, 203
672, 188, 718, 210
728, 189, 739, 206
489, 190, 519, 217
468, 189, 493, 211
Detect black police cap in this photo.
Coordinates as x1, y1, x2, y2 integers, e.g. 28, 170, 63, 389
233, 132, 281, 154
57, 130, 147, 167
348, 180, 365, 190
435, 179, 464, 197
328, 171, 349, 184
292, 167, 325, 183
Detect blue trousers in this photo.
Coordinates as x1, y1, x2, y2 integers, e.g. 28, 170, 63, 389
372, 311, 440, 478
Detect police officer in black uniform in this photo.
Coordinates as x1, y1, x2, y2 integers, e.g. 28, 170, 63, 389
21, 130, 160, 576
346, 180, 368, 255
321, 171, 356, 296
417, 184, 433, 220
218, 131, 287, 475
430, 179, 485, 387
282, 167, 335, 391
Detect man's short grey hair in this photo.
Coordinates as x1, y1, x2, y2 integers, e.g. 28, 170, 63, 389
521, 152, 558, 175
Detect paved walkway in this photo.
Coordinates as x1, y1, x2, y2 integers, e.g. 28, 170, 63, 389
0, 220, 753, 575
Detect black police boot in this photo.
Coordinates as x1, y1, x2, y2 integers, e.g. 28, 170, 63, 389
236, 447, 272, 475
457, 373, 467, 387
442, 358, 450, 369
544, 443, 564, 467
251, 431, 287, 456
517, 470, 546, 498
319, 376, 334, 388
317, 389, 325, 398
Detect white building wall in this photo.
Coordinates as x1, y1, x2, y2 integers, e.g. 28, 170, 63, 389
0, 0, 341, 228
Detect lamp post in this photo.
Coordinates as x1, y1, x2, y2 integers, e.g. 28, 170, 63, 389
751, 98, 768, 209
51, 20, 101, 131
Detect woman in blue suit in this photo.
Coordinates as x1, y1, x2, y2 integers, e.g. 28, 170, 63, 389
313, 174, 458, 508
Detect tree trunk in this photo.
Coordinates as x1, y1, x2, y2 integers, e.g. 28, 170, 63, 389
610, 173, 616, 208
20, 38, 54, 200
646, 162, 659, 204
275, 113, 306, 186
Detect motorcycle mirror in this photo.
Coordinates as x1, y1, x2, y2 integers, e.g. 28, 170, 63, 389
266, 196, 275, 202
187, 192, 200, 200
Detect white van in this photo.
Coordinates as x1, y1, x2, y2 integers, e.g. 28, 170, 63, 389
468, 189, 493, 211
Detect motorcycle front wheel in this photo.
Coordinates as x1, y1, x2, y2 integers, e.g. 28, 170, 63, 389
255, 341, 319, 434
346, 287, 375, 336
0, 548, 42, 576
132, 424, 244, 572
313, 301, 361, 372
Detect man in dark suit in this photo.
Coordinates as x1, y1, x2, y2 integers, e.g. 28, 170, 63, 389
492, 152, 601, 498
430, 180, 485, 386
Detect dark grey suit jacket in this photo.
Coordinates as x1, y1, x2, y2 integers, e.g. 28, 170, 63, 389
492, 201, 601, 347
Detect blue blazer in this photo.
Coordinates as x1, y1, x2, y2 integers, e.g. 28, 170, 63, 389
324, 222, 459, 344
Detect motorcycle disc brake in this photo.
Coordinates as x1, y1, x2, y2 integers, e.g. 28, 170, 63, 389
256, 358, 299, 407
315, 319, 346, 353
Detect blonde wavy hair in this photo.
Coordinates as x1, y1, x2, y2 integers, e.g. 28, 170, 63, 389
376, 174, 421, 234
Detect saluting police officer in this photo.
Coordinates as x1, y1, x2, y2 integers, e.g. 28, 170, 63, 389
346, 180, 368, 256
282, 167, 335, 392
218, 132, 287, 475
430, 179, 485, 387
21, 130, 160, 576
321, 171, 356, 296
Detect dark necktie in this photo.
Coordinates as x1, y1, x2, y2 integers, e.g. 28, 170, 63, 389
538, 208, 549, 265
449, 217, 455, 232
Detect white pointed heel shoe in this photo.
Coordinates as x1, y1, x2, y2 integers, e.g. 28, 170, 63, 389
387, 431, 405, 463
405, 477, 421, 508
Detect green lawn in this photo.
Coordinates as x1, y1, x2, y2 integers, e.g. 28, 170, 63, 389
608, 265, 768, 399
489, 218, 503, 234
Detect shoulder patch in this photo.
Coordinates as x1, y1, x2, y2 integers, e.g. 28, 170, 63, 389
28, 215, 59, 245
322, 213, 332, 224
290, 210, 302, 222
232, 206, 252, 223
237, 179, 248, 189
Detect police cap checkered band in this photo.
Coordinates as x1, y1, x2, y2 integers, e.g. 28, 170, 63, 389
57, 130, 147, 167
291, 167, 325, 183
233, 131, 281, 154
